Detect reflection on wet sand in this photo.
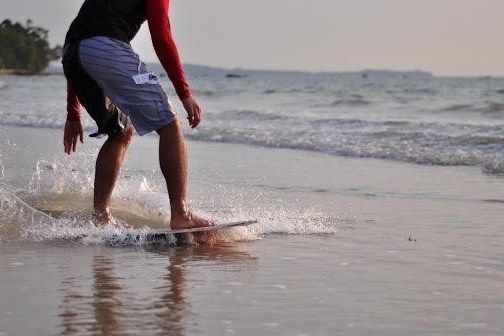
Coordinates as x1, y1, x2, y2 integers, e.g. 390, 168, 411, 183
91, 256, 125, 335
59, 255, 127, 335
58, 243, 257, 334
154, 248, 187, 335
150, 243, 258, 335
59, 277, 86, 336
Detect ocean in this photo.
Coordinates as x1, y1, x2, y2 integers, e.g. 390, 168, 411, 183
3, 66, 504, 172
0, 67, 503, 335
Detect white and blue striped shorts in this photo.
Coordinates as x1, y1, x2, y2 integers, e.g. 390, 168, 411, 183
69, 36, 176, 136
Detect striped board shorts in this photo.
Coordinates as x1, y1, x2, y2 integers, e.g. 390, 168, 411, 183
62, 36, 176, 136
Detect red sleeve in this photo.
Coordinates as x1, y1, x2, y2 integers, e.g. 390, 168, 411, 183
146, 0, 191, 100
66, 81, 81, 121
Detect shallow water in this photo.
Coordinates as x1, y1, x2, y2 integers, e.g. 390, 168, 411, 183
1, 124, 504, 335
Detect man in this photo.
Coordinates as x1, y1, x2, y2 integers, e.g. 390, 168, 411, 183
62, 0, 213, 230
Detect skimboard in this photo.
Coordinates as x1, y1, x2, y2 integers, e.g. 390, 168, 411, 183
149, 219, 258, 235
88, 219, 258, 245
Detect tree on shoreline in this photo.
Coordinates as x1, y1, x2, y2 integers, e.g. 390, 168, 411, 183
0, 19, 62, 73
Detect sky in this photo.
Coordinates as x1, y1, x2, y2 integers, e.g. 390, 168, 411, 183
1, 0, 503, 76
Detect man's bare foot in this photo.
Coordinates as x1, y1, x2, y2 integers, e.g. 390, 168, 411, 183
92, 209, 131, 228
170, 211, 214, 230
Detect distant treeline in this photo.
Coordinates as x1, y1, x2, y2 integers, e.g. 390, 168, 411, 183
0, 19, 62, 74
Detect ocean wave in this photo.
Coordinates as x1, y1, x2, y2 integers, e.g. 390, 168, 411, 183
330, 97, 371, 107
193, 89, 216, 96
310, 117, 369, 128
452, 134, 504, 146
434, 102, 504, 116
0, 118, 104, 136
0, 119, 63, 130
186, 117, 504, 174
439, 104, 474, 112
211, 109, 285, 122
387, 87, 438, 95
2, 110, 503, 174
405, 88, 438, 95
479, 102, 504, 114
311, 118, 411, 130
482, 159, 504, 175
260, 86, 325, 95
263, 89, 277, 94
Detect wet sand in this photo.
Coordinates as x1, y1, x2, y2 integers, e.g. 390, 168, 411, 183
1, 125, 503, 335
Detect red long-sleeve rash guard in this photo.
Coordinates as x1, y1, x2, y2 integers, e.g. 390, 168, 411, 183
66, 0, 191, 121
147, 0, 191, 100
67, 82, 81, 121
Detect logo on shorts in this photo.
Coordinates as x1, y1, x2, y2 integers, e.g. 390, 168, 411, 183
132, 72, 159, 85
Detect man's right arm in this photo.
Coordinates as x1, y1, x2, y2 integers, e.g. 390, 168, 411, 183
66, 82, 81, 121
64, 81, 84, 154
146, 0, 191, 100
146, 0, 202, 128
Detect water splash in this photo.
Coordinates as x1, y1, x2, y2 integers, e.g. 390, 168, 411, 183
0, 186, 60, 241
0, 185, 345, 246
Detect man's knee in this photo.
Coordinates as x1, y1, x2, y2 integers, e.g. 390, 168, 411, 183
110, 126, 134, 146
156, 118, 180, 136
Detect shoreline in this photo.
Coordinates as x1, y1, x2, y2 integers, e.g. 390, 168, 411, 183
0, 69, 56, 76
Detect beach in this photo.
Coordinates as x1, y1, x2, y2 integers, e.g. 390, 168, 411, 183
1, 71, 504, 335
1, 124, 503, 335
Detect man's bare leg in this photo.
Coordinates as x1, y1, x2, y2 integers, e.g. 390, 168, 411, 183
156, 119, 213, 230
92, 127, 134, 225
